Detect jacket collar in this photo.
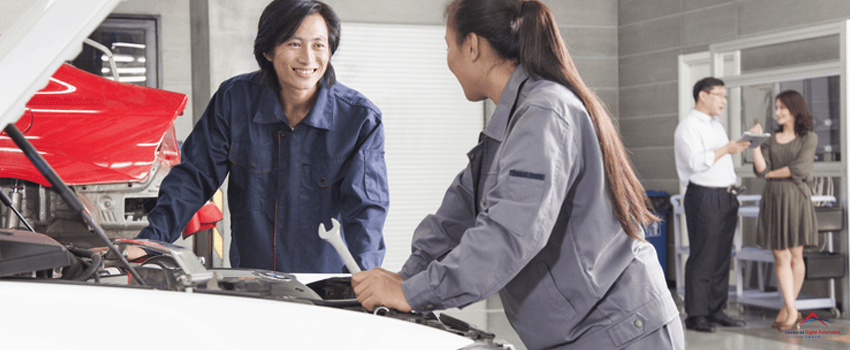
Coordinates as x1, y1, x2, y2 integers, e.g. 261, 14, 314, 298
483, 65, 529, 142
253, 81, 335, 131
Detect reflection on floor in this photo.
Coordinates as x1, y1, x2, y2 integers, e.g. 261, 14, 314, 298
440, 290, 850, 350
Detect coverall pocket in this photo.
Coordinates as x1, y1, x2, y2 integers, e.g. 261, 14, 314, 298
363, 149, 389, 203
502, 261, 577, 349
227, 142, 274, 209
227, 142, 272, 174
303, 157, 346, 216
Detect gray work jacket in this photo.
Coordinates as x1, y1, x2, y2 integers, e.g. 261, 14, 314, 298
399, 66, 678, 349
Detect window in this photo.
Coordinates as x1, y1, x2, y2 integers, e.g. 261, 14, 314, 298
737, 75, 840, 164
71, 16, 159, 88
709, 21, 848, 176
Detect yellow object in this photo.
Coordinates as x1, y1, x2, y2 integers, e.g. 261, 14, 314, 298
213, 190, 224, 259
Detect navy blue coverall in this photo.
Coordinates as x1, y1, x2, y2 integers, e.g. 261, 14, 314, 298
138, 71, 389, 272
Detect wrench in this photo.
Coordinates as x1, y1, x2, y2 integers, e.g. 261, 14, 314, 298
318, 218, 361, 273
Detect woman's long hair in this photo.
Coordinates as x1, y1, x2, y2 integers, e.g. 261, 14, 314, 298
776, 90, 814, 136
445, 0, 658, 240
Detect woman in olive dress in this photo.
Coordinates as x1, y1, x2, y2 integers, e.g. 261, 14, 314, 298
752, 90, 818, 331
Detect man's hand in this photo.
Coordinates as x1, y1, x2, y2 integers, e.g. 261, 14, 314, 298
351, 267, 411, 312
123, 245, 147, 260
725, 140, 750, 155
89, 245, 146, 261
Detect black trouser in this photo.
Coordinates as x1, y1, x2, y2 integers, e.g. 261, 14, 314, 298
683, 182, 739, 318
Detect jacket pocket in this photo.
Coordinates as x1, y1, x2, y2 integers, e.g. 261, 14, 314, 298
502, 261, 576, 349
228, 142, 272, 174
227, 142, 274, 209
364, 149, 389, 203
301, 156, 347, 217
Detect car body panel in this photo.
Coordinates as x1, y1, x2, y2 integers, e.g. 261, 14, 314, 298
0, 64, 187, 186
0, 280, 474, 350
0, 0, 121, 132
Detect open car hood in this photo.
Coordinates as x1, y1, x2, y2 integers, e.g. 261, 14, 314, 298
0, 64, 187, 186
0, 0, 121, 132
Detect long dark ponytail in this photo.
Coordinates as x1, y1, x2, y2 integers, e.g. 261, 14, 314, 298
446, 0, 657, 240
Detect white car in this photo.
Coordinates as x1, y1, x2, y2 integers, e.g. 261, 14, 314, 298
0, 1, 511, 349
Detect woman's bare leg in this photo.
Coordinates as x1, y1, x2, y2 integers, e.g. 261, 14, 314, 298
773, 248, 798, 330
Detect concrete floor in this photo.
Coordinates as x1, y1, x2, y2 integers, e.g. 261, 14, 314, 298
442, 290, 850, 350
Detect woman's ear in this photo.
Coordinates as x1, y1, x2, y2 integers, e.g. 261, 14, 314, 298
263, 52, 273, 62
466, 33, 481, 62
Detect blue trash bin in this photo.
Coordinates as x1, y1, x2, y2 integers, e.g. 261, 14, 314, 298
646, 190, 671, 276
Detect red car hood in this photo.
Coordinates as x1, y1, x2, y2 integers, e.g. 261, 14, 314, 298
0, 64, 187, 186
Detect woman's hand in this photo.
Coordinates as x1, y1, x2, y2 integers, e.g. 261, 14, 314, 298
749, 122, 763, 134
351, 267, 412, 312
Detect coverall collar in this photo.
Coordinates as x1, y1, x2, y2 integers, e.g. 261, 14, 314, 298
253, 81, 335, 131
484, 65, 529, 142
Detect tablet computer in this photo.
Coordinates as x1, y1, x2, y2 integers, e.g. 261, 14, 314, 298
739, 132, 770, 148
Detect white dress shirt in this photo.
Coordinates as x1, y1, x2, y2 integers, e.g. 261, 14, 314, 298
674, 109, 737, 188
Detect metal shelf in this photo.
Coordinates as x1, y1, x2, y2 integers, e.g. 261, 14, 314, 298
670, 194, 840, 316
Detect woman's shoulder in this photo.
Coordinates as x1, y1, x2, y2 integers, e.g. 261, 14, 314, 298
523, 79, 584, 116
801, 130, 819, 142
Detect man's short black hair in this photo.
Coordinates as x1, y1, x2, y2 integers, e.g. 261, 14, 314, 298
692, 77, 725, 103
253, 0, 341, 92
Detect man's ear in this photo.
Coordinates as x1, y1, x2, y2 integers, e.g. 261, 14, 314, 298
466, 32, 481, 62
263, 52, 273, 62
696, 90, 707, 105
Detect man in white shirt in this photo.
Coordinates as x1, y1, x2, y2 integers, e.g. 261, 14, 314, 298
674, 77, 750, 332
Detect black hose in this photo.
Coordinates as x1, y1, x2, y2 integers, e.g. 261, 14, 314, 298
77, 254, 102, 281
67, 246, 95, 258
60, 251, 85, 280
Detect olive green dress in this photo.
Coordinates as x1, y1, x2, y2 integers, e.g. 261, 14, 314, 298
754, 132, 819, 250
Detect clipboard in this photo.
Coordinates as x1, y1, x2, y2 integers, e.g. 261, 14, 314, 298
738, 132, 770, 148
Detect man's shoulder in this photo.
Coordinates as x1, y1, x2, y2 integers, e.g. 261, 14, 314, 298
329, 82, 381, 118
219, 71, 263, 92
674, 114, 698, 133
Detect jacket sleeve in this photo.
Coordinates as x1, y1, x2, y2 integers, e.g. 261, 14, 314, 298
138, 86, 233, 243
401, 103, 576, 310
674, 121, 715, 174
754, 137, 772, 178
339, 113, 389, 271
398, 163, 478, 280
789, 133, 818, 183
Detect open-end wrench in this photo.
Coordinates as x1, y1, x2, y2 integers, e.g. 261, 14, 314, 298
318, 218, 361, 273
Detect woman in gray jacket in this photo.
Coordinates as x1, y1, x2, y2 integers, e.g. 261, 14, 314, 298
353, 0, 683, 348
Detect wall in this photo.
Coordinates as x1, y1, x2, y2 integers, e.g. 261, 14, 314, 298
618, 0, 850, 319
202, 0, 619, 116
618, 0, 850, 195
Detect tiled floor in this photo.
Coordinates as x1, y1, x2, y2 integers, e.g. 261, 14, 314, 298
684, 305, 850, 350
441, 291, 850, 350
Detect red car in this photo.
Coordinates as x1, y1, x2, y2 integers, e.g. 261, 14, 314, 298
0, 63, 220, 252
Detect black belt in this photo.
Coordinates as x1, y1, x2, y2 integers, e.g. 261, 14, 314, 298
689, 182, 746, 195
